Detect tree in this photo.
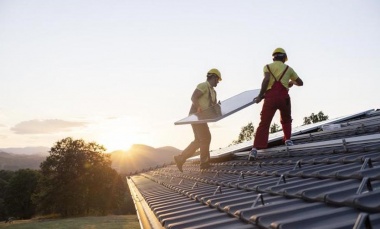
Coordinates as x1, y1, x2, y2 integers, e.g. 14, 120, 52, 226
4, 169, 40, 219
303, 111, 329, 125
270, 123, 281, 133
117, 178, 137, 214
231, 121, 284, 146
231, 122, 255, 145
0, 170, 15, 221
35, 137, 126, 216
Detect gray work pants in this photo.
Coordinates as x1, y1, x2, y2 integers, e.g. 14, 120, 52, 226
180, 123, 211, 166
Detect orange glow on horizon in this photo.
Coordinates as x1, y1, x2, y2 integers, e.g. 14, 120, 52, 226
99, 131, 135, 152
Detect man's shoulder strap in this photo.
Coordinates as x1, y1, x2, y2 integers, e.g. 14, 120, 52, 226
278, 65, 289, 81
266, 65, 276, 81
266, 64, 289, 81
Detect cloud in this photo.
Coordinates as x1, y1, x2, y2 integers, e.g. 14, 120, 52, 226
11, 119, 87, 134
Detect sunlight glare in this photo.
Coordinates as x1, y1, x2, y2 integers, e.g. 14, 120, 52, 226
100, 131, 135, 152
94, 117, 140, 152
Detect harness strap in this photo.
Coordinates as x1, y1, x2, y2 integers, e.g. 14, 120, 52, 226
266, 65, 289, 82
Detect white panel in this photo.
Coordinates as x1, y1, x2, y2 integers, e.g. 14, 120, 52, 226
174, 89, 259, 125
187, 109, 374, 161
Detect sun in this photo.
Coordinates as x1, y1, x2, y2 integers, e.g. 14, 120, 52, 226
99, 131, 135, 152
89, 116, 141, 152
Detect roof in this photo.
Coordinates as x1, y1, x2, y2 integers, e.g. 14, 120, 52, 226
127, 108, 380, 229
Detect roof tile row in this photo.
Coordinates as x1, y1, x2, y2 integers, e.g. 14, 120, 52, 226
128, 109, 380, 228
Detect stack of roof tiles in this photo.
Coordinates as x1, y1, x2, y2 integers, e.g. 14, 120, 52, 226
128, 109, 380, 229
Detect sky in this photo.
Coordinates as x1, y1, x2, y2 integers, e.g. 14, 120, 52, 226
1, 0, 379, 152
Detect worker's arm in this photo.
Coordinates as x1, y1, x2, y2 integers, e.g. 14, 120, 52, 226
294, 77, 303, 86
289, 77, 304, 88
254, 72, 270, 103
191, 89, 204, 112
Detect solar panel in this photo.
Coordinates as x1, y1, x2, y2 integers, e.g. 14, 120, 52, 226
186, 109, 374, 160
174, 89, 260, 125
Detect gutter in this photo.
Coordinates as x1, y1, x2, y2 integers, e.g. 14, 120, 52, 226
127, 176, 164, 229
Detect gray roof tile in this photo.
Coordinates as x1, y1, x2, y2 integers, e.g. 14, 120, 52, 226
127, 109, 380, 228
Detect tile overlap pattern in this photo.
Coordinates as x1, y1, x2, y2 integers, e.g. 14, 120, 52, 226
129, 110, 380, 228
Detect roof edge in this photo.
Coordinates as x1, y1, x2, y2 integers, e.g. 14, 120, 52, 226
127, 177, 164, 229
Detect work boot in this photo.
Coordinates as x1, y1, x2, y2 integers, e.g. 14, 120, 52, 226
248, 148, 257, 161
285, 140, 294, 146
174, 155, 184, 172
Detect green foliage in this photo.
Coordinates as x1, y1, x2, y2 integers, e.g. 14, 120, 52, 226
231, 122, 255, 145
303, 111, 329, 125
270, 123, 280, 133
4, 169, 40, 219
0, 215, 140, 229
231, 121, 283, 146
113, 179, 136, 215
0, 170, 15, 220
35, 137, 126, 217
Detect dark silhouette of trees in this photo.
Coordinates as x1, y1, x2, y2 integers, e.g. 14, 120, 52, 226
34, 137, 126, 217
3, 169, 40, 219
232, 111, 329, 145
0, 170, 15, 220
112, 176, 136, 215
269, 123, 280, 133
303, 111, 329, 125
231, 122, 255, 145
231, 122, 281, 145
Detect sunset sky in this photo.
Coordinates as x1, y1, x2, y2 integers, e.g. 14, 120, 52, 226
1, 0, 379, 152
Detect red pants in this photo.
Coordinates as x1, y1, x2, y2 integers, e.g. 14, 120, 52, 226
253, 95, 292, 149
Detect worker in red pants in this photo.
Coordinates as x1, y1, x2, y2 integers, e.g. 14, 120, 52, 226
249, 48, 303, 160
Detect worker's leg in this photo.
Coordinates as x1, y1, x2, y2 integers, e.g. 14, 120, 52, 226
279, 97, 292, 141
180, 124, 200, 160
254, 97, 277, 149
196, 123, 211, 167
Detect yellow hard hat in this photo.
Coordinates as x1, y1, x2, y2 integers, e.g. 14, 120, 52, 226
208, 68, 222, 81
272, 48, 288, 61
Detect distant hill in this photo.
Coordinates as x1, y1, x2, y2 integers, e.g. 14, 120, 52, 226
0, 147, 49, 155
0, 151, 46, 170
110, 144, 182, 174
0, 145, 182, 173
